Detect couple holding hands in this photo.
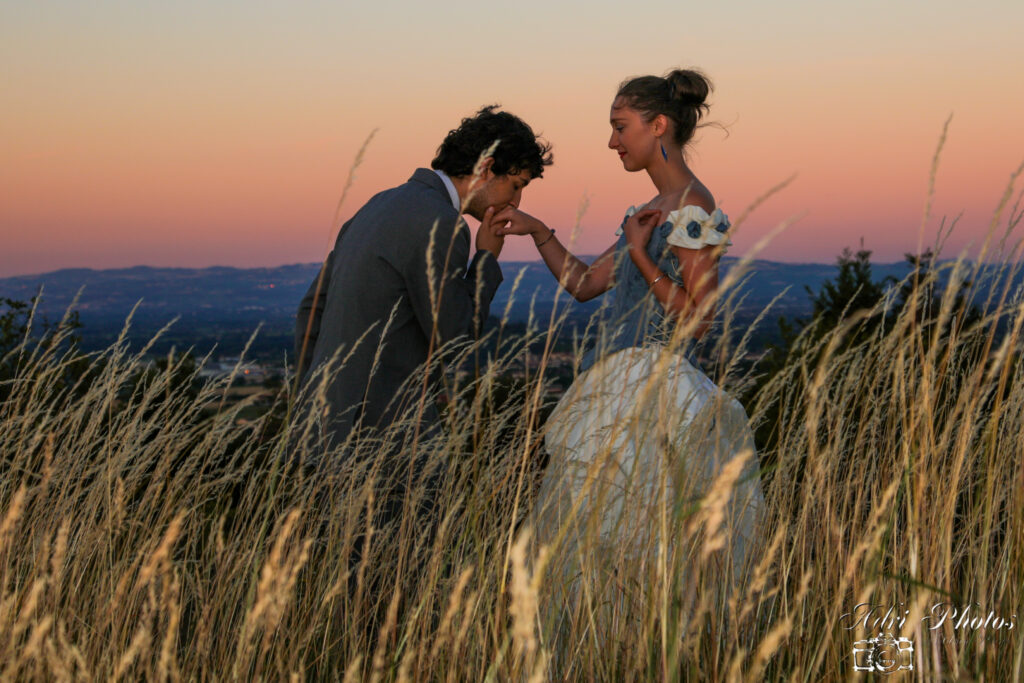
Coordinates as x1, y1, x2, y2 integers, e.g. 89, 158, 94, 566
295, 68, 763, 570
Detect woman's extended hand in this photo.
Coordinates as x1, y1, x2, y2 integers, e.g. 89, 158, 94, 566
622, 208, 663, 252
494, 208, 549, 242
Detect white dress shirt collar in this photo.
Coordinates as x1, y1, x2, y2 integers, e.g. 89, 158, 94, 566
433, 169, 461, 212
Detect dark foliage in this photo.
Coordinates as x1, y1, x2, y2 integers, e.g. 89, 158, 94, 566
742, 246, 985, 486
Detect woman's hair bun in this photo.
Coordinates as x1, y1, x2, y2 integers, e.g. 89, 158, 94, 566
615, 67, 714, 148
665, 69, 711, 111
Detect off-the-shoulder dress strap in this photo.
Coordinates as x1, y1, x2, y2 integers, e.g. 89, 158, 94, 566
664, 204, 732, 251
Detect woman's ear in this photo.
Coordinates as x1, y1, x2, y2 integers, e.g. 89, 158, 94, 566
651, 114, 669, 138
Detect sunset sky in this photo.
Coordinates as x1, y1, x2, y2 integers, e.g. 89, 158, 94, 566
2, 0, 1023, 277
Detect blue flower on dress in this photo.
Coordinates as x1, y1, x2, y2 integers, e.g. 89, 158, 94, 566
658, 221, 673, 236
715, 222, 729, 233
686, 221, 702, 239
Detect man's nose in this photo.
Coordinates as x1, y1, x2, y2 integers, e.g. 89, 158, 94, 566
510, 188, 522, 207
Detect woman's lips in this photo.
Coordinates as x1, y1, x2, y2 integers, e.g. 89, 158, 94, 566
618, 151, 626, 158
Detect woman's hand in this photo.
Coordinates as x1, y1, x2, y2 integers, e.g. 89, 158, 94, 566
494, 208, 549, 242
622, 208, 663, 252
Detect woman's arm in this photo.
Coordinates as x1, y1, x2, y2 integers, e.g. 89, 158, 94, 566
628, 244, 720, 339
620, 207, 720, 339
497, 209, 620, 302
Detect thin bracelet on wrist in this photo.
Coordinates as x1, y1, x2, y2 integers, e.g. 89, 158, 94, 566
534, 228, 555, 248
649, 272, 666, 288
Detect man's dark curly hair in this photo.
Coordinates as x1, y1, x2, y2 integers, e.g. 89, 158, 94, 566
431, 105, 553, 179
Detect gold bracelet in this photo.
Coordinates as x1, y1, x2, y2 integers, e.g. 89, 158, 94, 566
534, 228, 556, 248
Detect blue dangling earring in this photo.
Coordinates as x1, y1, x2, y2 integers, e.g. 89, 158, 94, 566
660, 141, 668, 161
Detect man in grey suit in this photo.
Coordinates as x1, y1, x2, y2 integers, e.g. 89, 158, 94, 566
294, 106, 552, 455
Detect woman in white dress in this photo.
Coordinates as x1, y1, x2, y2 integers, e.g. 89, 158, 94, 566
496, 69, 764, 636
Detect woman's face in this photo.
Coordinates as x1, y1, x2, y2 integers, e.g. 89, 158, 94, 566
608, 97, 659, 172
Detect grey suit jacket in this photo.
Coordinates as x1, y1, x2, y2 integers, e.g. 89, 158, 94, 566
294, 168, 503, 450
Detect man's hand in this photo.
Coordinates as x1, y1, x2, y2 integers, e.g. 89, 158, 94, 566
475, 206, 509, 258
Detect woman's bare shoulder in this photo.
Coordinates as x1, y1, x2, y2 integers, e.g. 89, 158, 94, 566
657, 183, 715, 215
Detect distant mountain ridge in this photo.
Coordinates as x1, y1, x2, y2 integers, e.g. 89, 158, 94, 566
0, 257, 917, 322
4, 257, 1013, 358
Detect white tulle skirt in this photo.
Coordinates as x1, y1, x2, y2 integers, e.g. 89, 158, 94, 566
534, 344, 764, 571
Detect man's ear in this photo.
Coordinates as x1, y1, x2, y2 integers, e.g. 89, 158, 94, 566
475, 155, 494, 181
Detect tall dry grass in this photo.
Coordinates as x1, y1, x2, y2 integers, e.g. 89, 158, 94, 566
2, 148, 1023, 681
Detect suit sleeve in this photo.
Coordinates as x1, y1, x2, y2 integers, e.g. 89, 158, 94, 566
404, 215, 503, 347
294, 249, 334, 382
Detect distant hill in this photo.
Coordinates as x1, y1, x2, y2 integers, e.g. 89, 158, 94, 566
4, 257, 1010, 359
0, 257, 914, 321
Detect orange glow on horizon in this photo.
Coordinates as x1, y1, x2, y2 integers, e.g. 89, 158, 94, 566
3, 1, 1022, 276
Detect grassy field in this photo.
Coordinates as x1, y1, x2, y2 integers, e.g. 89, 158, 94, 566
2, 152, 1023, 680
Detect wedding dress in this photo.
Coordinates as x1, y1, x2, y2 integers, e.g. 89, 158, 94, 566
533, 205, 764, 626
